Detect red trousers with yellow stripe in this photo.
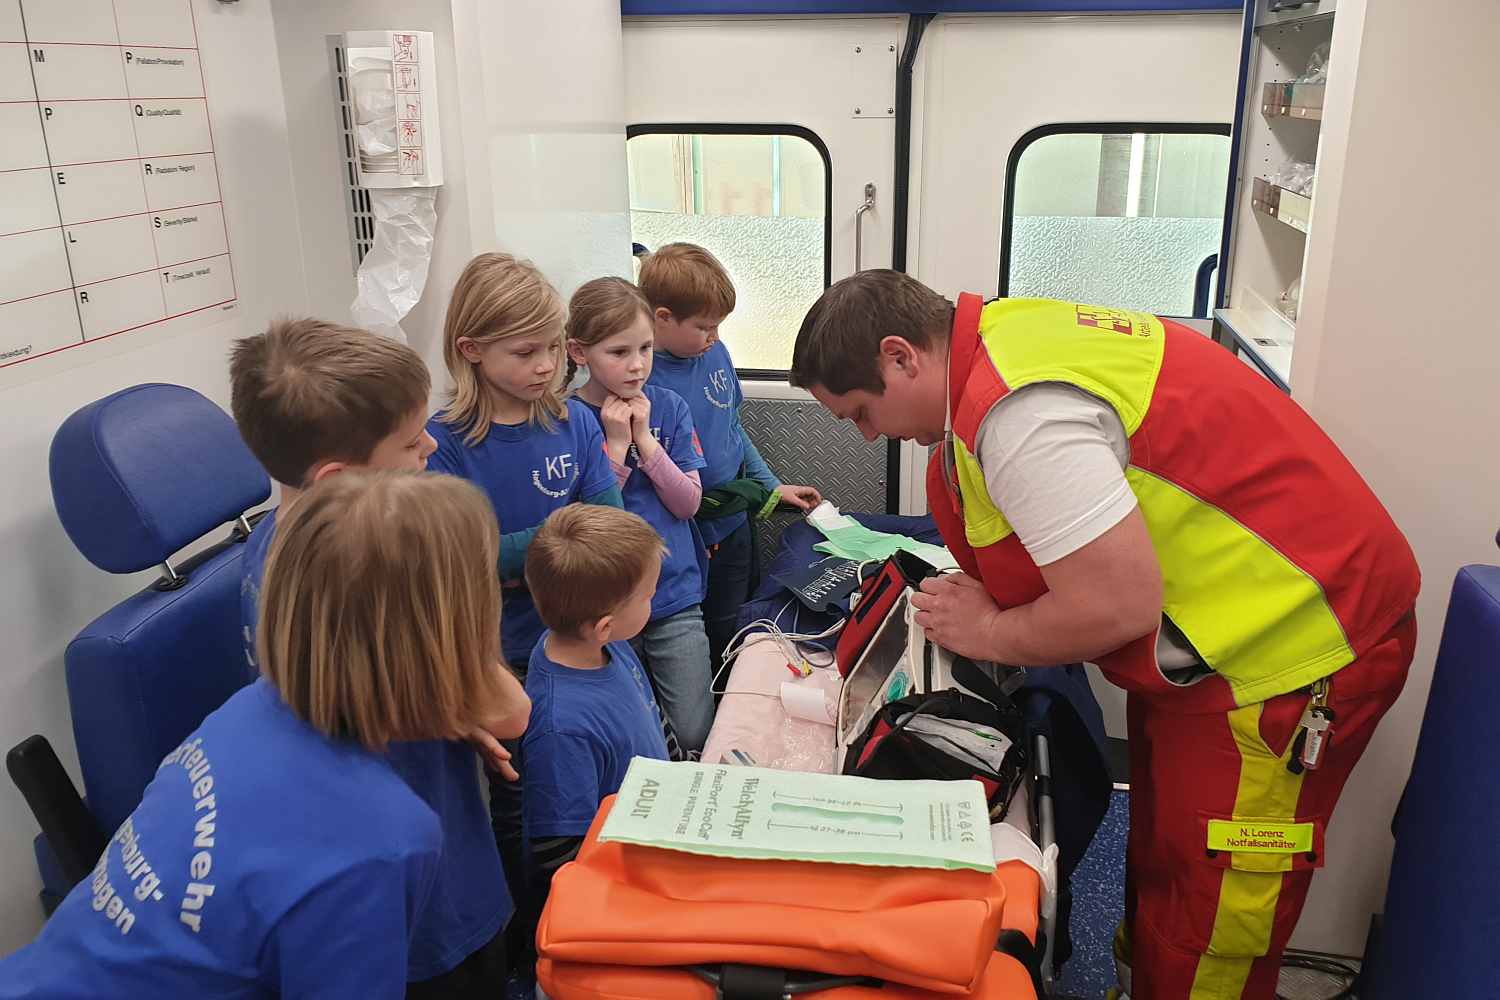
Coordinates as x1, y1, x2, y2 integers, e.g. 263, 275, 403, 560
1124, 613, 1416, 1000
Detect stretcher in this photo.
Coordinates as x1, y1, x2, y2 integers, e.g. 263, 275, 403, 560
537, 794, 1044, 1000
537, 516, 1108, 999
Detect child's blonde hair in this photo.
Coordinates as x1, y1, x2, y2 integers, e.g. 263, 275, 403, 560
440, 253, 567, 444
259, 471, 519, 751
525, 504, 667, 639
637, 243, 736, 321
563, 277, 653, 390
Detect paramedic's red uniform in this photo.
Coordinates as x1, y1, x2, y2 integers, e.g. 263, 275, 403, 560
926, 295, 1419, 1000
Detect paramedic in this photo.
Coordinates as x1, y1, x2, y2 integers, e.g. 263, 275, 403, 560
790, 269, 1419, 1000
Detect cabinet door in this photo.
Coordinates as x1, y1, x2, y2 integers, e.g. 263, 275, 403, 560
912, 14, 1242, 305
622, 16, 902, 533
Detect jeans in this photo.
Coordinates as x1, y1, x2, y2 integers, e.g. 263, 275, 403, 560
630, 604, 716, 753
701, 519, 755, 677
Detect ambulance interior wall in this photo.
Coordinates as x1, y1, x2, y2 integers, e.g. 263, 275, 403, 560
0, 0, 310, 955
1282, 0, 1500, 956
266, 0, 475, 402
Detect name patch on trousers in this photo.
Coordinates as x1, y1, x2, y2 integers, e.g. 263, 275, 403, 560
1207, 819, 1314, 854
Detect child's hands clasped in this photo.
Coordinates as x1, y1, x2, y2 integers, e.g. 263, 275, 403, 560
600, 396, 635, 465
625, 394, 659, 464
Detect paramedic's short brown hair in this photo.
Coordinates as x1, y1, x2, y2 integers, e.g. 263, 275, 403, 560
637, 243, 736, 320
230, 318, 430, 487
790, 269, 955, 396
259, 471, 518, 751
526, 505, 667, 638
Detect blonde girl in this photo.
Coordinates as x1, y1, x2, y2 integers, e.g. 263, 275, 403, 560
0, 471, 529, 999
564, 277, 716, 753
427, 253, 623, 668
425, 253, 621, 961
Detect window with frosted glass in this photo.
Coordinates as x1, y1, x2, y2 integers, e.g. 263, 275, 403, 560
627, 130, 829, 372
1002, 128, 1231, 317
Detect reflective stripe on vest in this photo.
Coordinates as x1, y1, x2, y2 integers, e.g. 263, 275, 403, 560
949, 297, 1355, 706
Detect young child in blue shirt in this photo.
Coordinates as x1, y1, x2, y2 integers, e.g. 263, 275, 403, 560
423, 253, 621, 975
0, 473, 530, 1000
521, 504, 672, 903
563, 277, 716, 753
229, 319, 521, 996
640, 243, 823, 670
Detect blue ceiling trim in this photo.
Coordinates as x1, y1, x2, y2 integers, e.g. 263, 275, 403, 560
624, 1, 1240, 14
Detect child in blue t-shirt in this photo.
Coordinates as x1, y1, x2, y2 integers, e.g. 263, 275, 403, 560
639, 244, 822, 670
229, 319, 519, 994
563, 277, 716, 753
425, 254, 622, 669
521, 504, 672, 904
424, 253, 621, 974
0, 473, 530, 1000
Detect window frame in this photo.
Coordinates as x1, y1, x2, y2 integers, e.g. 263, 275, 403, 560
998, 121, 1233, 305
626, 123, 833, 380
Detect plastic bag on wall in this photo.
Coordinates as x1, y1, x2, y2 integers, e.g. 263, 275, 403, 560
1297, 42, 1330, 86
1271, 157, 1317, 197
349, 188, 437, 343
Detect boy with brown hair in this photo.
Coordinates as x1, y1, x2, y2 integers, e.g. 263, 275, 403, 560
521, 504, 673, 900
229, 319, 519, 998
640, 243, 821, 668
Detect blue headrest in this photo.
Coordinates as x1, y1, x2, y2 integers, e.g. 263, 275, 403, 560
50, 384, 271, 574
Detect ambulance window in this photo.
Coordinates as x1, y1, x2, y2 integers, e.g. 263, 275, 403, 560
1000, 125, 1231, 317
627, 126, 830, 374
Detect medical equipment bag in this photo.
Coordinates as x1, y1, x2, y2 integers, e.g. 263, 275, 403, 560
843, 657, 1029, 819
536, 794, 1042, 1000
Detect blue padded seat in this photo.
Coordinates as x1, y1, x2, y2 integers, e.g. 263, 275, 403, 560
46, 383, 270, 844
1366, 564, 1500, 996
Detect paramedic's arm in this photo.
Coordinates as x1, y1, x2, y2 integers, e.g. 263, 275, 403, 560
911, 514, 1162, 665
910, 383, 1160, 664
496, 486, 623, 582
736, 421, 822, 511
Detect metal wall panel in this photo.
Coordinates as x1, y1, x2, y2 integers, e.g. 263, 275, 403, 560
740, 396, 886, 567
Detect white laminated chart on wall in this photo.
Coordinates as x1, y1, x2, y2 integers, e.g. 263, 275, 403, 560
0, 0, 235, 372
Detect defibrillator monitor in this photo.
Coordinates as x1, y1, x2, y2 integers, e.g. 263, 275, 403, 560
837, 591, 917, 750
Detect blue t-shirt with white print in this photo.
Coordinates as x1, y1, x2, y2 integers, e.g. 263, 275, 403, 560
426, 399, 617, 666
238, 514, 511, 981
239, 508, 276, 681
578, 383, 709, 620
0, 680, 442, 1000
522, 638, 670, 839
648, 341, 772, 545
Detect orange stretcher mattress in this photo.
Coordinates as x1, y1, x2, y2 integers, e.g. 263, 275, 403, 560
537, 795, 1041, 998
538, 949, 1038, 1000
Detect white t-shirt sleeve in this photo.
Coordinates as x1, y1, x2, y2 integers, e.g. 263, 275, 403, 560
974, 381, 1136, 567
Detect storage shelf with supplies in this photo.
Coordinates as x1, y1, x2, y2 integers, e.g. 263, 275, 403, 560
1251, 177, 1313, 234
1261, 82, 1324, 122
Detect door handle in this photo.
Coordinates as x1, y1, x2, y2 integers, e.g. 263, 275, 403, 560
854, 183, 876, 272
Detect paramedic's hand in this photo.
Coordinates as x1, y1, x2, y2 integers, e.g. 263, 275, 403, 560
910, 572, 1004, 662
600, 396, 634, 465
777, 484, 822, 510
626, 393, 659, 464
465, 729, 520, 781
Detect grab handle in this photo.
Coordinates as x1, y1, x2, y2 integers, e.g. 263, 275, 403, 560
854, 183, 876, 272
